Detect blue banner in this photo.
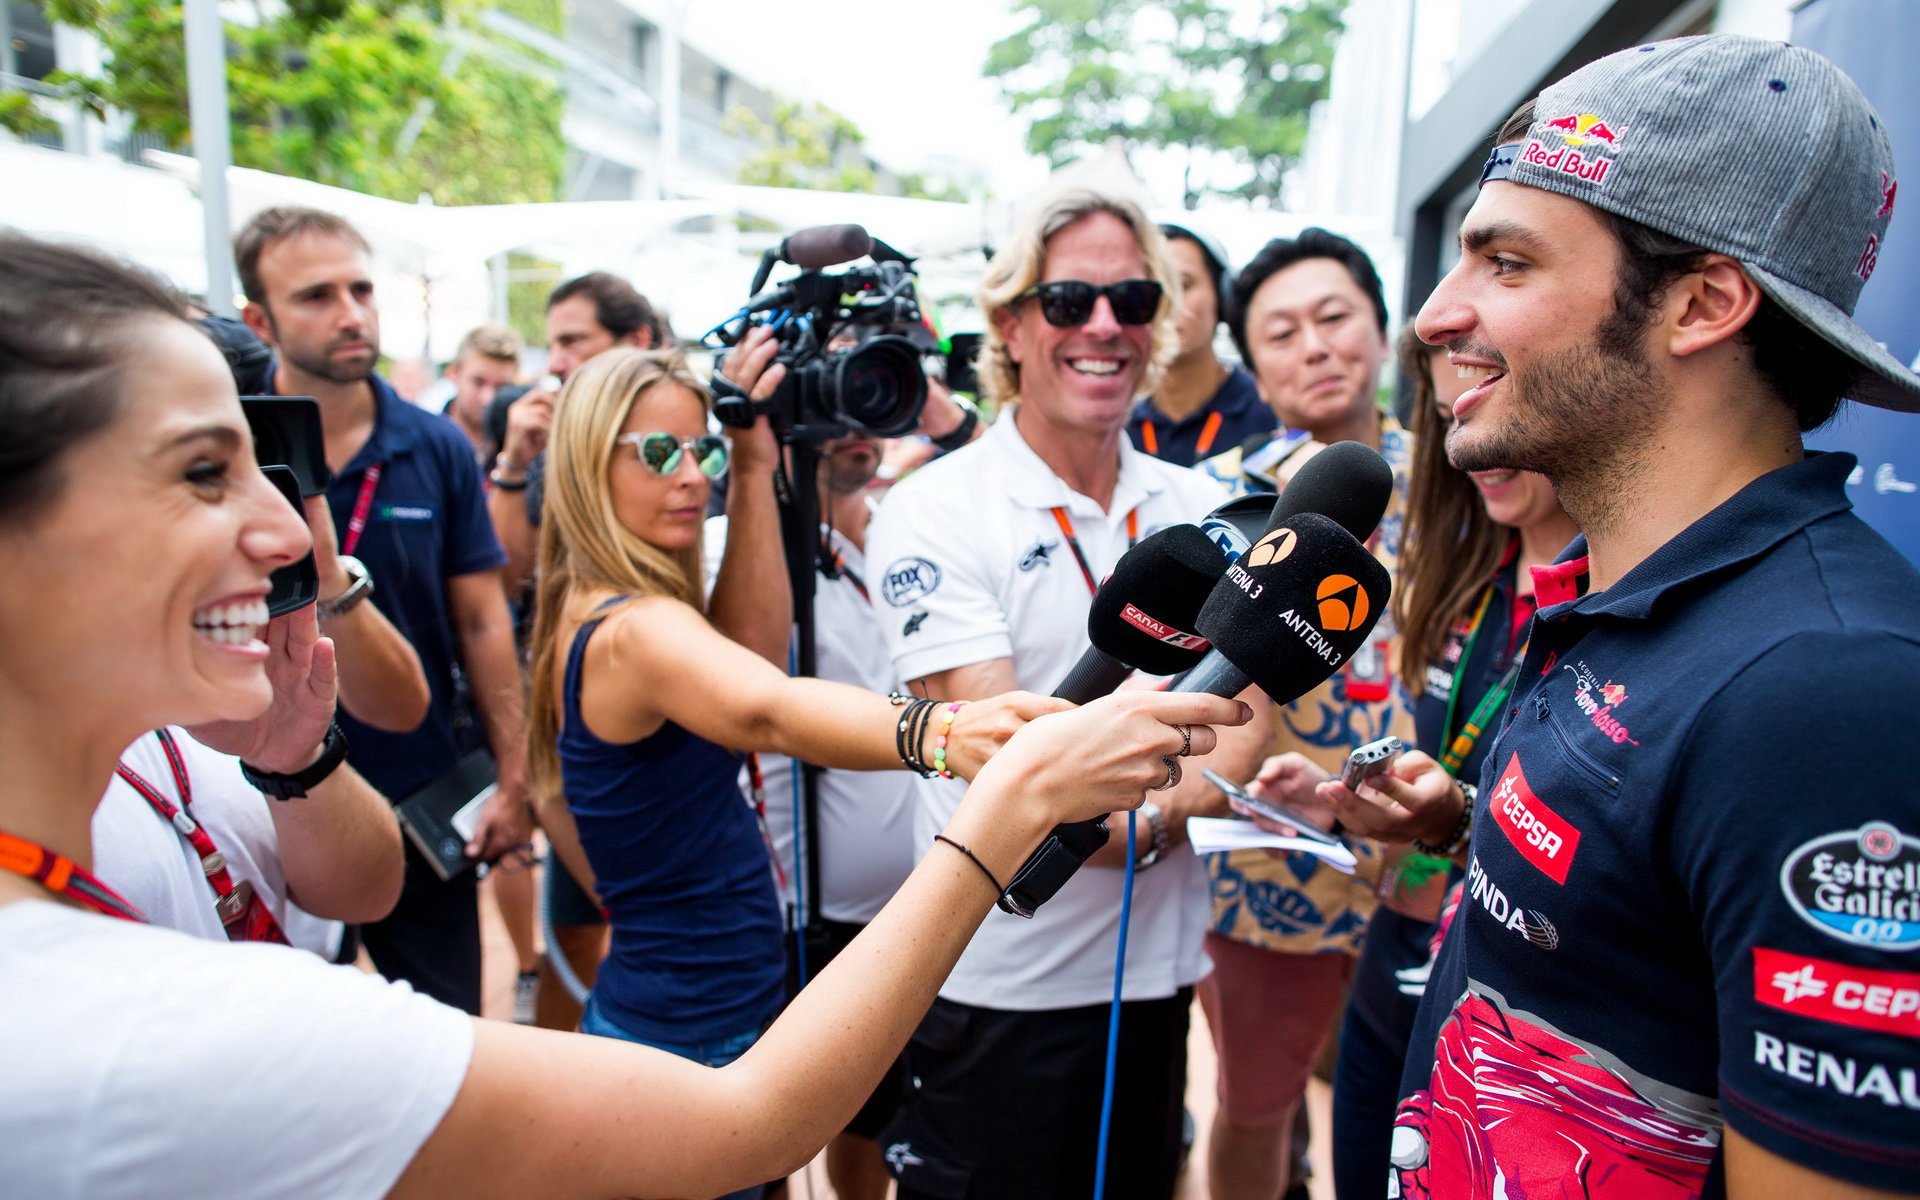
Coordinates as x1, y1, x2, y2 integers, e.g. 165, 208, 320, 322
1796, 0, 1920, 565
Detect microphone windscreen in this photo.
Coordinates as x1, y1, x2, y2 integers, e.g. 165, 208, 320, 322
782, 224, 874, 270
1087, 525, 1224, 675
1270, 440, 1395, 543
1199, 493, 1278, 562
1196, 512, 1391, 705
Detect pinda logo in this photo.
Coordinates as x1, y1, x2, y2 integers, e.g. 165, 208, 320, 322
1314, 574, 1370, 632
1244, 528, 1298, 568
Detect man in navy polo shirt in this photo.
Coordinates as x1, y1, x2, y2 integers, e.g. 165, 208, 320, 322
1126, 223, 1274, 467
238, 206, 533, 1014
1296, 36, 1920, 1199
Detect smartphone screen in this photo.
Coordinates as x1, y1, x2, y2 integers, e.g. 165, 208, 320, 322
1200, 768, 1343, 846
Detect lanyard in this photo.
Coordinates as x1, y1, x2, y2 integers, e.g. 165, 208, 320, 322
1050, 506, 1140, 596
0, 831, 145, 921
1437, 584, 1528, 776
116, 730, 289, 945
1141, 411, 1224, 460
342, 463, 383, 557
824, 543, 871, 606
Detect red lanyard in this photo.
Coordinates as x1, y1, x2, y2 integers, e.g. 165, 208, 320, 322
826, 544, 871, 606
1050, 507, 1140, 596
116, 730, 289, 945
0, 831, 145, 921
1141, 411, 1223, 460
342, 464, 383, 557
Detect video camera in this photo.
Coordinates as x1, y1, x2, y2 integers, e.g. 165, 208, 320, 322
705, 224, 938, 445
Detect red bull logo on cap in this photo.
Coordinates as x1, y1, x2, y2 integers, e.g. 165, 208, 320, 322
1521, 112, 1623, 186
1543, 112, 1624, 149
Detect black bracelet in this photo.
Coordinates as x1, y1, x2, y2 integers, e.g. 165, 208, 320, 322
935, 834, 1005, 896
931, 398, 980, 453
897, 698, 935, 777
1413, 781, 1477, 858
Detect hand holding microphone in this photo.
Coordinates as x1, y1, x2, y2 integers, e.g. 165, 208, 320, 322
999, 442, 1396, 917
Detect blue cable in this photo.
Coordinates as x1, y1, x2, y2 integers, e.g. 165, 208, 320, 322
1092, 810, 1137, 1199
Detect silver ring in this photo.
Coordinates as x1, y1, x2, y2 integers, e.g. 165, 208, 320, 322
1152, 755, 1182, 792
1177, 724, 1193, 757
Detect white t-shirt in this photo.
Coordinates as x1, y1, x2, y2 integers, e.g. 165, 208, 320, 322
704, 516, 919, 925
0, 899, 472, 1200
867, 411, 1228, 1010
92, 728, 345, 958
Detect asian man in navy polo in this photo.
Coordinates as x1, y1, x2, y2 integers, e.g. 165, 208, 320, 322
1298, 35, 1920, 1200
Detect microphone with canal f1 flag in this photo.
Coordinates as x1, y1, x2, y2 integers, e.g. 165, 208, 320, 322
1052, 523, 1226, 704
997, 443, 1394, 918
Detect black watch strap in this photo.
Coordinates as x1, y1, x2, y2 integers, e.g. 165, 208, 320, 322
931, 399, 980, 453
240, 722, 350, 801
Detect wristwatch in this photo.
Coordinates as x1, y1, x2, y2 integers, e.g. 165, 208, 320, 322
1134, 800, 1171, 870
931, 397, 980, 453
240, 721, 350, 801
490, 454, 531, 492
317, 555, 373, 620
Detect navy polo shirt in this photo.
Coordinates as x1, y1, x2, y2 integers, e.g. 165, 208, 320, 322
1392, 452, 1920, 1197
314, 374, 507, 799
1128, 365, 1275, 467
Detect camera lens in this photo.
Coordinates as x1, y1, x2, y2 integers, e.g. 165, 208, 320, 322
832, 335, 927, 438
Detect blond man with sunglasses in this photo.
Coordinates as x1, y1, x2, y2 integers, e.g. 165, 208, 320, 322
868, 188, 1272, 1200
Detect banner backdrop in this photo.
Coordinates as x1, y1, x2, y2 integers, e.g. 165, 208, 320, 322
1795, 0, 1920, 565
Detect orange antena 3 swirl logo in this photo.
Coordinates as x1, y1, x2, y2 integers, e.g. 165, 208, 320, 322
1315, 574, 1370, 632
1244, 528, 1298, 567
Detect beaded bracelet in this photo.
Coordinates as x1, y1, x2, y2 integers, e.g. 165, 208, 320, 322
930, 701, 968, 778
1413, 781, 1477, 858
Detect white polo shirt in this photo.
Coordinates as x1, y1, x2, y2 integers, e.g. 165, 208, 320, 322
704, 517, 919, 926
867, 410, 1227, 1010
92, 728, 345, 958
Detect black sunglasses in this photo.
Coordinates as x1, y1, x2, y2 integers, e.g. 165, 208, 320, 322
1016, 279, 1163, 328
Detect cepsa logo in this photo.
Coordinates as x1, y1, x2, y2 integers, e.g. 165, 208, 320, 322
1486, 755, 1582, 884
1754, 946, 1920, 1040
1520, 112, 1624, 186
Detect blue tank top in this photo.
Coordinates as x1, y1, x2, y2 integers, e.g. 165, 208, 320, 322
559, 603, 784, 1043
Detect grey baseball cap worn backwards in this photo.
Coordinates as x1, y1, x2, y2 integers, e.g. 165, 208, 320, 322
1480, 33, 1920, 413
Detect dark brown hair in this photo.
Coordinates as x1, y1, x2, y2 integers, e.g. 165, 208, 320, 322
233, 206, 373, 306
1392, 322, 1508, 691
0, 234, 188, 524
548, 272, 670, 348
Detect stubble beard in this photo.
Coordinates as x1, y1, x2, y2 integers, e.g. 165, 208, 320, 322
1446, 306, 1662, 540
266, 310, 378, 386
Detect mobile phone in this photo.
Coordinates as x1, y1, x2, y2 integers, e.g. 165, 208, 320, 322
1340, 735, 1404, 791
1201, 768, 1343, 846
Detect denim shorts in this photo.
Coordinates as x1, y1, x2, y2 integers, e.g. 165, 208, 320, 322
579, 995, 767, 1198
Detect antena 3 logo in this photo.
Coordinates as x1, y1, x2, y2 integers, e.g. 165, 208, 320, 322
1781, 822, 1920, 951
1244, 528, 1298, 568
1520, 112, 1622, 185
1315, 575, 1369, 632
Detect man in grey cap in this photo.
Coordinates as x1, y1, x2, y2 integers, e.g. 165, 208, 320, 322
1294, 34, 1920, 1198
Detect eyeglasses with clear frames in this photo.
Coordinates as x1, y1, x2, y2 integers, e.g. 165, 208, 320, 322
617, 431, 730, 479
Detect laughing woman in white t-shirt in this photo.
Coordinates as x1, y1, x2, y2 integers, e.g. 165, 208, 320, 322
0, 236, 1249, 1199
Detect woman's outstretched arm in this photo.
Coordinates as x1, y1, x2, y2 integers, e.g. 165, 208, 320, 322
391, 688, 1250, 1200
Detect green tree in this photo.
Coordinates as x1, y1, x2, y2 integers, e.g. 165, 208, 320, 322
985, 0, 1346, 207
725, 98, 878, 194
41, 0, 565, 205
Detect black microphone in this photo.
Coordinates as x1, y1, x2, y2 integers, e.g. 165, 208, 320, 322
1175, 511, 1391, 702
998, 513, 1391, 918
1199, 440, 1393, 561
780, 223, 874, 270
1001, 526, 1239, 918
1053, 524, 1225, 703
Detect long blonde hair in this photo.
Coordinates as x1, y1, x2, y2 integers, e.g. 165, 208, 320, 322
975, 187, 1180, 410
526, 347, 712, 797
